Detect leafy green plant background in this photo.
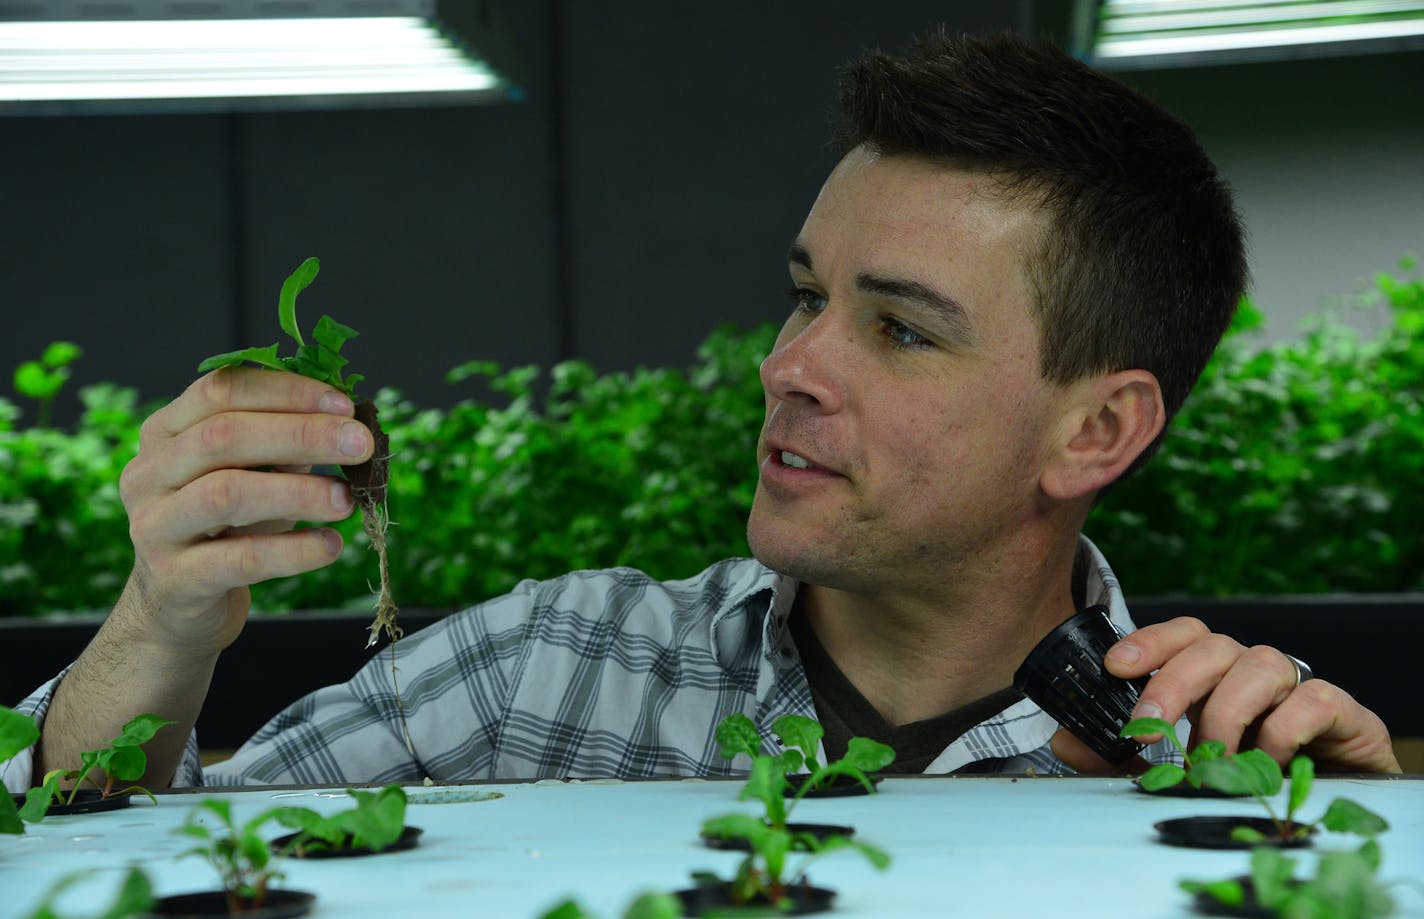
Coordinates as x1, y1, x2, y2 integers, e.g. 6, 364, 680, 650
2, 263, 1420, 617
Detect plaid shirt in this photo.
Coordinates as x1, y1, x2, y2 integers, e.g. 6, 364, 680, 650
5, 537, 1177, 789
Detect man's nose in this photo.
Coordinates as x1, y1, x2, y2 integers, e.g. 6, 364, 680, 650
759, 312, 846, 413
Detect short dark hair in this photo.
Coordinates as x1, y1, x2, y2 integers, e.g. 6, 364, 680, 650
836, 30, 1247, 473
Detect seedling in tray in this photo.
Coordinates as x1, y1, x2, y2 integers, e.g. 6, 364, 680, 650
1122, 718, 1389, 844
19, 713, 173, 823
1181, 840, 1399, 918
197, 256, 397, 652
266, 783, 415, 856
694, 713, 892, 911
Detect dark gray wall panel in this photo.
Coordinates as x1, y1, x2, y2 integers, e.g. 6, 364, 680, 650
0, 116, 231, 414
560, 2, 1020, 371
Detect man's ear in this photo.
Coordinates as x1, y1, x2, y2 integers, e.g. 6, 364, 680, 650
1040, 370, 1165, 501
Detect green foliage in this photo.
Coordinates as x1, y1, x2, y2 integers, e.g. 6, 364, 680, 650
30, 713, 173, 815
176, 798, 285, 912
1181, 842, 1396, 919
14, 342, 83, 429
2, 263, 1421, 617
698, 713, 893, 908
1, 705, 41, 834
1090, 262, 1424, 593
535, 893, 682, 919
196, 257, 364, 398
0, 379, 147, 617
20, 866, 154, 919
267, 784, 408, 854
1122, 719, 1390, 844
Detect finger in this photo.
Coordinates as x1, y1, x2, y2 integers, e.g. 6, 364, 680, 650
1254, 681, 1402, 773
1049, 728, 1151, 775
146, 367, 354, 440
1103, 616, 1211, 678
159, 411, 373, 490
141, 470, 355, 546
1192, 645, 1298, 754
162, 528, 347, 603
1124, 631, 1246, 728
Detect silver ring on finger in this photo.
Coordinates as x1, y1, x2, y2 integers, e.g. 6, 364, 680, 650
1284, 653, 1314, 687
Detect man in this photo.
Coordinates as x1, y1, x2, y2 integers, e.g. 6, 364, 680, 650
4, 32, 1398, 791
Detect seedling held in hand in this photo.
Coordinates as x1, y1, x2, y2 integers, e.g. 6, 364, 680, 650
1122, 718, 1389, 843
267, 783, 410, 856
196, 257, 398, 652
24, 713, 173, 821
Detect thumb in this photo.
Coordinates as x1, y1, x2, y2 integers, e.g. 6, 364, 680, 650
1049, 727, 1151, 775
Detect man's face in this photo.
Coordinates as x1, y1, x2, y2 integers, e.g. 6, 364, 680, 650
746, 147, 1073, 596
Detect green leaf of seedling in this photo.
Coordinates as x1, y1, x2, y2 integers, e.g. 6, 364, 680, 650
771, 714, 824, 772
701, 813, 768, 846
1356, 838, 1382, 873
239, 826, 271, 869
333, 785, 407, 850
114, 714, 175, 748
1193, 740, 1227, 762
102, 745, 147, 784
313, 315, 359, 355
760, 826, 792, 884
842, 736, 896, 773
1231, 825, 1269, 844
19, 776, 59, 822
1319, 798, 1389, 837
0, 706, 40, 761
1195, 748, 1283, 798
535, 901, 588, 919
108, 867, 156, 919
0, 790, 22, 834
775, 748, 804, 775
1121, 716, 1187, 759
1138, 763, 1187, 791
741, 756, 789, 826
13, 361, 67, 402
1304, 848, 1396, 918
715, 713, 761, 761
817, 834, 893, 872
622, 892, 683, 919
1179, 878, 1245, 908
197, 345, 284, 374
278, 257, 320, 348
1287, 755, 1314, 822
1250, 846, 1299, 911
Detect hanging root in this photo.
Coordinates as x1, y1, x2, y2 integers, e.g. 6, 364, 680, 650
355, 494, 414, 756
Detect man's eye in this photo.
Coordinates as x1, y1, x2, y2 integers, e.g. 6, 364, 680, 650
884, 318, 931, 350
785, 286, 827, 315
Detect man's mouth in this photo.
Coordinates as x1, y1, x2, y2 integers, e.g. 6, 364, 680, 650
780, 450, 818, 470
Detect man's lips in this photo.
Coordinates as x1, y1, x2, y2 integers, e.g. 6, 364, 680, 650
761, 441, 841, 476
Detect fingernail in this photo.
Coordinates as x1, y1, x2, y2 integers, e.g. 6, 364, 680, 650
1132, 700, 1163, 721
320, 528, 343, 556
320, 392, 353, 415
1108, 640, 1142, 664
339, 422, 368, 457
330, 479, 353, 512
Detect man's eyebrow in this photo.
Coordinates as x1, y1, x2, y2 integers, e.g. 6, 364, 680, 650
788, 242, 813, 270
857, 273, 976, 345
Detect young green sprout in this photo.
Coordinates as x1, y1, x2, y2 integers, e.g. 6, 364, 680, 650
1122, 718, 1390, 843
698, 713, 894, 908
267, 784, 410, 856
19, 714, 173, 824
176, 799, 288, 913
1, 705, 41, 834
1181, 840, 1397, 919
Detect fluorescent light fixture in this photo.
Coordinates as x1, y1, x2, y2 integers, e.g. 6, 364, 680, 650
1081, 0, 1424, 69
0, 0, 521, 114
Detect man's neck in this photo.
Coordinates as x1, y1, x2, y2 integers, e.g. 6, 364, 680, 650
796, 533, 1083, 727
